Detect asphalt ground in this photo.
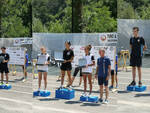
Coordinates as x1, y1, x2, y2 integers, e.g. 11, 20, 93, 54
0, 67, 150, 113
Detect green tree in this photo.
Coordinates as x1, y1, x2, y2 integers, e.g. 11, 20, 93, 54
1, 0, 32, 38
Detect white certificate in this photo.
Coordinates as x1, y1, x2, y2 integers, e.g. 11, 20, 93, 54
78, 58, 87, 67
37, 55, 47, 65
0, 56, 4, 63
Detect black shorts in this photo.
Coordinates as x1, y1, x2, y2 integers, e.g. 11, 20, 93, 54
130, 55, 142, 67
98, 76, 108, 86
111, 70, 117, 76
60, 63, 72, 71
0, 67, 9, 73
111, 70, 114, 76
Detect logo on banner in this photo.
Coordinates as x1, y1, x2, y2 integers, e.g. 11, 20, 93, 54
99, 34, 108, 44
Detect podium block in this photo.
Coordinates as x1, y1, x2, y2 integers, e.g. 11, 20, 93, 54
80, 96, 88, 101
0, 84, 12, 90
33, 91, 51, 97
88, 96, 99, 103
127, 86, 135, 91
55, 88, 75, 100
135, 86, 146, 92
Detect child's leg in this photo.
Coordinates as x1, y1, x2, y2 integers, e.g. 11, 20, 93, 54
43, 72, 47, 90
105, 85, 109, 100
83, 74, 87, 93
61, 70, 65, 86
88, 74, 92, 94
111, 75, 114, 87
1, 73, 4, 83
99, 85, 103, 99
5, 73, 9, 84
38, 72, 42, 89
79, 76, 82, 86
67, 71, 72, 86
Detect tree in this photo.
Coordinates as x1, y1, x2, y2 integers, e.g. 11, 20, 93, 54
1, 0, 32, 38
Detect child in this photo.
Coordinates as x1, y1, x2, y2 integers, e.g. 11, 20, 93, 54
60, 41, 74, 88
82, 45, 95, 96
22, 49, 29, 82
37, 47, 50, 92
95, 49, 111, 104
109, 55, 118, 90
0, 47, 10, 85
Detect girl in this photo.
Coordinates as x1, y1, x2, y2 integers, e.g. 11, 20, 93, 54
37, 47, 50, 92
82, 45, 95, 96
60, 41, 74, 88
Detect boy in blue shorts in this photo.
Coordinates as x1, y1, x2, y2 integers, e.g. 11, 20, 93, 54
95, 49, 111, 104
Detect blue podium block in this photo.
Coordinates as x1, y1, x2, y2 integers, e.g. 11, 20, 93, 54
40, 91, 51, 97
0, 84, 12, 90
88, 96, 99, 102
80, 96, 88, 101
135, 86, 146, 92
55, 88, 75, 100
127, 86, 135, 91
33, 91, 51, 97
33, 91, 40, 97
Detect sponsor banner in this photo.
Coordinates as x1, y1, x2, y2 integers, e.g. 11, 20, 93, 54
6, 47, 25, 65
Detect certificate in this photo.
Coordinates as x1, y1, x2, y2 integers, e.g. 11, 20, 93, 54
36, 55, 47, 65
0, 56, 4, 63
78, 58, 87, 67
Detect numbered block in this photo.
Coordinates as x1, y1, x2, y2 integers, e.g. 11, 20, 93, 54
135, 86, 147, 92
33, 91, 51, 97
127, 86, 135, 91
0, 84, 12, 90
55, 88, 75, 100
80, 96, 88, 101
88, 96, 99, 103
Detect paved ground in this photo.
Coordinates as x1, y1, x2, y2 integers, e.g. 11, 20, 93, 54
0, 68, 150, 113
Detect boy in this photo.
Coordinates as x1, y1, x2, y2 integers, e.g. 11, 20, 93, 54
95, 49, 111, 104
129, 27, 147, 87
0, 47, 10, 85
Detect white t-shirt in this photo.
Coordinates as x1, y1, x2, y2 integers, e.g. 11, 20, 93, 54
82, 54, 95, 73
37, 53, 50, 72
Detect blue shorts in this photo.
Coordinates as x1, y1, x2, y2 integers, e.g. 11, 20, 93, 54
98, 76, 108, 86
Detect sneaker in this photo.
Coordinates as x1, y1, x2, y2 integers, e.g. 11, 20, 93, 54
109, 85, 113, 90
116, 85, 118, 89
103, 99, 108, 104
138, 81, 142, 87
81, 92, 87, 96
67, 85, 73, 90
128, 81, 136, 86
88, 93, 92, 97
99, 98, 103, 103
58, 85, 63, 89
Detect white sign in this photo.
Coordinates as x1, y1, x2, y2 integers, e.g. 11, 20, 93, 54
6, 47, 25, 65
71, 46, 116, 70
14, 38, 32, 46
99, 33, 118, 44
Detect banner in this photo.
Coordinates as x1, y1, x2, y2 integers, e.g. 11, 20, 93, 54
14, 38, 32, 46
71, 45, 116, 70
6, 47, 25, 65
